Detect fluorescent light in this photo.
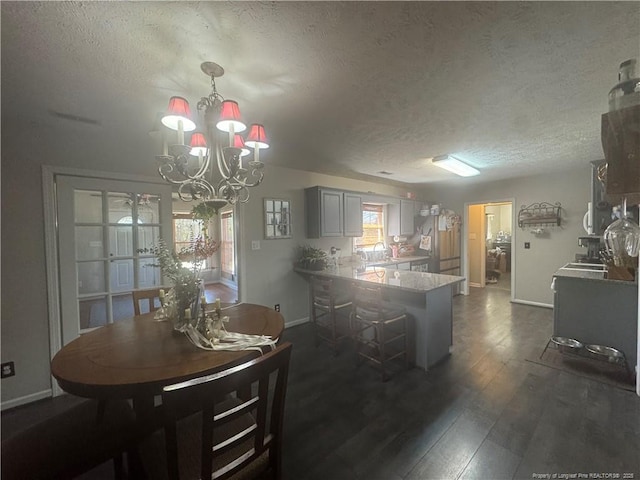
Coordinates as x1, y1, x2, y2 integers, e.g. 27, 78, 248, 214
432, 155, 480, 177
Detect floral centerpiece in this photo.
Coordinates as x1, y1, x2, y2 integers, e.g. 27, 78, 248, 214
149, 239, 199, 329
149, 203, 220, 330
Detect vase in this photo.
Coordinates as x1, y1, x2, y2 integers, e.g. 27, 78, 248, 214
164, 280, 203, 331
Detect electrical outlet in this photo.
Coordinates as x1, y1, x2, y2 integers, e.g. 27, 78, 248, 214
524, 242, 531, 249
274, 304, 280, 312
251, 240, 261, 250
1, 361, 15, 379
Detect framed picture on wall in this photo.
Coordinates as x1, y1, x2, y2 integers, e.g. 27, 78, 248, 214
264, 198, 292, 239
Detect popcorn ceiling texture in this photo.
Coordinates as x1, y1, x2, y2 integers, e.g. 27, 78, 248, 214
2, 1, 639, 186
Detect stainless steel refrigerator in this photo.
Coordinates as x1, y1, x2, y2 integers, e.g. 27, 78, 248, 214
414, 210, 462, 293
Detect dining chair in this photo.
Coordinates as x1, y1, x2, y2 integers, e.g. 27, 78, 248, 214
139, 342, 293, 480
1, 398, 141, 480
350, 284, 410, 381
310, 276, 352, 354
133, 288, 164, 316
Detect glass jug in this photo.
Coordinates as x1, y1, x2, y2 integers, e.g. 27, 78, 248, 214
604, 198, 640, 265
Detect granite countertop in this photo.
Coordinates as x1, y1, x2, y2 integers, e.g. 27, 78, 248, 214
367, 255, 431, 267
294, 263, 464, 293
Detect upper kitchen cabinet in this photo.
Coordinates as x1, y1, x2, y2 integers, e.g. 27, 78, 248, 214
305, 187, 363, 238
601, 104, 640, 204
343, 192, 364, 237
388, 199, 417, 236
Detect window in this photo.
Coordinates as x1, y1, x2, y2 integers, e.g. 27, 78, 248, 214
173, 214, 204, 252
173, 214, 206, 269
353, 204, 385, 250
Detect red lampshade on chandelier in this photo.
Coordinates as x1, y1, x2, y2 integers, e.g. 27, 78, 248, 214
156, 61, 269, 207
233, 134, 251, 157
189, 132, 207, 157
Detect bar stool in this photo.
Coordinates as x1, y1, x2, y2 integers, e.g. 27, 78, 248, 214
310, 276, 352, 355
350, 284, 410, 381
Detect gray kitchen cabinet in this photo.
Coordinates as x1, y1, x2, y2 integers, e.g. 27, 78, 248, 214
305, 187, 363, 238
388, 199, 416, 236
343, 192, 363, 237
400, 199, 416, 236
552, 271, 638, 375
387, 203, 400, 237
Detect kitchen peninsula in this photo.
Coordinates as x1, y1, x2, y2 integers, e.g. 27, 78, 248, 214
294, 264, 465, 370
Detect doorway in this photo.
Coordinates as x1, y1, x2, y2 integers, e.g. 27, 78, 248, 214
464, 200, 514, 295
218, 206, 238, 302
48, 172, 173, 349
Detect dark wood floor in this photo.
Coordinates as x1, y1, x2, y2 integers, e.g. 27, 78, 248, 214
279, 286, 639, 480
3, 286, 639, 479
204, 282, 237, 304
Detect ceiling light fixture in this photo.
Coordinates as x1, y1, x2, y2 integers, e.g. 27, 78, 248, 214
155, 61, 268, 209
431, 155, 480, 177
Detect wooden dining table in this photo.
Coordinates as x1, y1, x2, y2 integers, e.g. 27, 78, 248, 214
51, 303, 284, 409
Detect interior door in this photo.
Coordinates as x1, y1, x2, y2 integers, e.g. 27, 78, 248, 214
56, 176, 172, 346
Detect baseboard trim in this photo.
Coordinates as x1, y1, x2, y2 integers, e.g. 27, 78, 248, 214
1, 388, 52, 411
285, 317, 309, 328
512, 298, 553, 309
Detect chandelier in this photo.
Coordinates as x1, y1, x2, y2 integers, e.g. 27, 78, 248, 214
156, 61, 269, 209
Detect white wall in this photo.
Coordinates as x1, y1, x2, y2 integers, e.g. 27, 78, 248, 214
485, 203, 512, 241
425, 167, 592, 306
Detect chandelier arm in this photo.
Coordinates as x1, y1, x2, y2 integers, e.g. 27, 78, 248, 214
192, 152, 211, 179
192, 178, 217, 199
217, 181, 239, 205
235, 168, 264, 188
177, 178, 217, 203
215, 139, 232, 179
232, 184, 250, 203
157, 162, 193, 185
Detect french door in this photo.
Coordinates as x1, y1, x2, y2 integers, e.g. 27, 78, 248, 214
56, 175, 173, 346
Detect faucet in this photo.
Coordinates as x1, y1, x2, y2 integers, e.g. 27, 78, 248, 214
373, 241, 387, 261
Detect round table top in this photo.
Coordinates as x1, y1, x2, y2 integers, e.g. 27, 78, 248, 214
51, 303, 284, 400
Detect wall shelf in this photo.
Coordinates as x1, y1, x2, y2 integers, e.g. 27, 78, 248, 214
518, 202, 561, 228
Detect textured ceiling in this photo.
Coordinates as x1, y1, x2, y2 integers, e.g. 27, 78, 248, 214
2, 1, 639, 187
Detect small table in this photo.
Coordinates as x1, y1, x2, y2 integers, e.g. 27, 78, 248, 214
51, 303, 284, 407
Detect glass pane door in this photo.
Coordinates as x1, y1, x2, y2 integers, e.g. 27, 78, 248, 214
57, 176, 172, 345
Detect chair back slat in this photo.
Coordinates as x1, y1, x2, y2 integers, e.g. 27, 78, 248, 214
197, 403, 214, 480
132, 288, 163, 316
254, 376, 270, 451
160, 342, 293, 480
311, 276, 334, 304
352, 284, 385, 321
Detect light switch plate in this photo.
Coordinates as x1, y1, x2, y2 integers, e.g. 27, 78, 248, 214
251, 240, 261, 250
